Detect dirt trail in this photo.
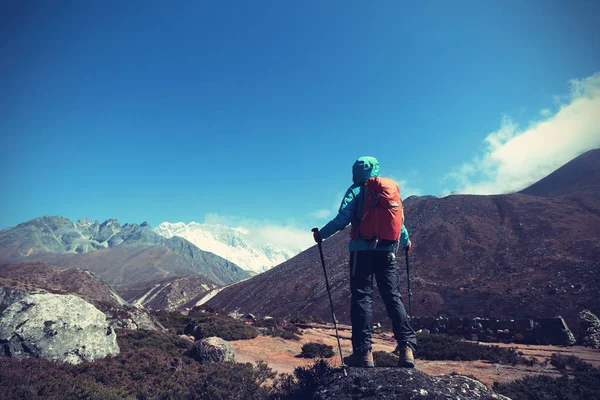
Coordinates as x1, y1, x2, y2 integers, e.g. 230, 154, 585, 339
231, 325, 600, 386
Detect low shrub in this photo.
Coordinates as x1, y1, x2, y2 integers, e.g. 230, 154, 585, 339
150, 309, 193, 333
191, 304, 227, 315
272, 359, 335, 400
0, 341, 276, 400
0, 357, 132, 400
151, 308, 259, 341
493, 355, 600, 400
416, 333, 527, 365
116, 329, 190, 357
290, 315, 325, 325
299, 342, 334, 359
187, 317, 259, 341
550, 353, 593, 373
254, 318, 302, 341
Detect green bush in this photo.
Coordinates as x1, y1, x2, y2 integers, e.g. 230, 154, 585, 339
290, 315, 325, 325
150, 309, 194, 333
189, 318, 259, 341
550, 353, 593, 373
151, 308, 259, 341
116, 329, 190, 357
299, 342, 334, 359
254, 318, 302, 341
271, 359, 335, 400
416, 333, 527, 365
493, 355, 600, 400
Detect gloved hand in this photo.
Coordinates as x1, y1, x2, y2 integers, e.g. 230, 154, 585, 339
312, 228, 322, 244
404, 241, 412, 252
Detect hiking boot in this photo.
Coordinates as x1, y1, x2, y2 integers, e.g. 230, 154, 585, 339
343, 351, 374, 368
395, 345, 415, 368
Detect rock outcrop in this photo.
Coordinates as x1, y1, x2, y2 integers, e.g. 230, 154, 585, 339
105, 306, 158, 331
0, 286, 28, 312
126, 274, 220, 311
0, 293, 119, 364
579, 309, 600, 349
313, 367, 510, 400
185, 336, 235, 364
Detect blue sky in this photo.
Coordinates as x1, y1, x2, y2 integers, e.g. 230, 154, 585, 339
2, 1, 600, 248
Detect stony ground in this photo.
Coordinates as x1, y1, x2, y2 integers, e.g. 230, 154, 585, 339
231, 324, 600, 386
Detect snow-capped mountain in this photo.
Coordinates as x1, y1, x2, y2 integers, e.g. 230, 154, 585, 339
154, 222, 300, 274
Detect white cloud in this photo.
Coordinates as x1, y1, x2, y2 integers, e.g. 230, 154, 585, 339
388, 174, 423, 199
448, 72, 600, 195
310, 209, 333, 219
540, 108, 552, 117
203, 213, 313, 252
397, 180, 423, 199
309, 190, 347, 222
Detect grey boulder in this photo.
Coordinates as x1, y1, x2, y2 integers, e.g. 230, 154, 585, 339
579, 309, 600, 349
0, 293, 119, 364
185, 336, 235, 364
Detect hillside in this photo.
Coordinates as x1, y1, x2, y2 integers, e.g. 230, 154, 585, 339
520, 149, 600, 197
122, 274, 220, 310
208, 151, 600, 328
0, 261, 126, 309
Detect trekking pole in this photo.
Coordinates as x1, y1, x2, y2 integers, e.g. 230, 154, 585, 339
312, 228, 348, 376
405, 247, 413, 321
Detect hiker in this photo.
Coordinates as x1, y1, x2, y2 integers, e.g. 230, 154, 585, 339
313, 156, 417, 368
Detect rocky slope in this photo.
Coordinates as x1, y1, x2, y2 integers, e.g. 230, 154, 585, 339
0, 261, 157, 330
0, 261, 126, 309
0, 218, 250, 287
208, 150, 600, 328
154, 222, 299, 274
520, 148, 600, 197
123, 274, 220, 310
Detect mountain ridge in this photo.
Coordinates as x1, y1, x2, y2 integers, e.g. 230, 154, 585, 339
0, 217, 250, 288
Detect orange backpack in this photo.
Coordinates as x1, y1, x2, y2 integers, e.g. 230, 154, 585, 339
350, 177, 403, 242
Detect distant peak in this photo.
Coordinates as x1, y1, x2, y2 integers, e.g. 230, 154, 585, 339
519, 147, 600, 197
100, 218, 120, 227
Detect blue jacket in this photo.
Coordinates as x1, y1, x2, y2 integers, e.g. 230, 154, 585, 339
319, 156, 410, 252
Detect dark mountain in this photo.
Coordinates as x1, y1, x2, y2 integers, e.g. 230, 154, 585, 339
520, 148, 600, 197
208, 151, 600, 328
123, 274, 220, 310
0, 217, 250, 288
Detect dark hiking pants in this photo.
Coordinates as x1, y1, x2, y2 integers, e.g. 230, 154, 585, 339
349, 250, 417, 355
